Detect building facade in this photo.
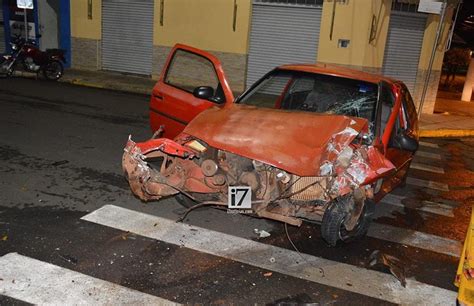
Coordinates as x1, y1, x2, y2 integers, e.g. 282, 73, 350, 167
70, 0, 455, 114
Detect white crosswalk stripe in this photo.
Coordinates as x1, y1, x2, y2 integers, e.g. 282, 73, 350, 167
415, 150, 442, 160
410, 161, 445, 174
81, 205, 457, 305
380, 193, 454, 217
419, 141, 439, 149
0, 253, 178, 305
406, 177, 449, 192
368, 223, 461, 257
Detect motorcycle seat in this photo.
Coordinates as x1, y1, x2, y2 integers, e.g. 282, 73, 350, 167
46, 49, 66, 56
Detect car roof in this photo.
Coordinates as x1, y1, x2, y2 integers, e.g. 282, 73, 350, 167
277, 63, 399, 85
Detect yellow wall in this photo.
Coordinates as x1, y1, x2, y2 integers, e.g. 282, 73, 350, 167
71, 0, 102, 40
153, 0, 251, 54
69, 0, 453, 70
418, 7, 454, 70
317, 0, 392, 68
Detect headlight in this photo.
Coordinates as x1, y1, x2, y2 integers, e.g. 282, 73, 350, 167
185, 139, 207, 152
11, 44, 18, 51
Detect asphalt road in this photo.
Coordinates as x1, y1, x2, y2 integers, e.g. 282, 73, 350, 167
1, 78, 473, 305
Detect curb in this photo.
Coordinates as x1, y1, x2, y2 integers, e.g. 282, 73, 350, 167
64, 79, 152, 96
420, 129, 474, 138
67, 79, 107, 90
12, 71, 151, 96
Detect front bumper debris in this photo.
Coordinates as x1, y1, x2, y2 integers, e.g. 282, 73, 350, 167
122, 136, 195, 201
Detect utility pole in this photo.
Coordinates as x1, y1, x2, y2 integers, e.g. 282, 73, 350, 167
461, 56, 474, 102
23, 9, 28, 39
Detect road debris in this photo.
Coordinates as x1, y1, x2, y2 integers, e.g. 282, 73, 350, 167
58, 254, 78, 265
369, 250, 406, 287
263, 272, 273, 277
254, 229, 271, 238
51, 160, 69, 166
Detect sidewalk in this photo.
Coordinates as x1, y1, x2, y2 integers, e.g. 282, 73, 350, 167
18, 68, 474, 138
61, 68, 156, 95
419, 90, 474, 138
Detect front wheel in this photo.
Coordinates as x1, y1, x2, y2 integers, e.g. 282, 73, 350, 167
321, 194, 375, 246
43, 60, 63, 80
0, 58, 15, 77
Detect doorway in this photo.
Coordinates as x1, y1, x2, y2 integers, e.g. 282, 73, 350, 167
37, 0, 59, 50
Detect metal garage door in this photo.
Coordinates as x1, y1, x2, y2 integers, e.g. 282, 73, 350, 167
246, 2, 322, 89
102, 0, 153, 75
0, 5, 5, 54
382, 12, 427, 93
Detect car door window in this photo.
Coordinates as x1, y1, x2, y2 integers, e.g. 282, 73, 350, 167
240, 72, 292, 108
389, 102, 414, 149
400, 85, 418, 131
379, 82, 395, 137
165, 49, 224, 102
389, 112, 403, 147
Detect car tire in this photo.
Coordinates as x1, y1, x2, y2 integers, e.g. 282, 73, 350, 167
321, 195, 375, 247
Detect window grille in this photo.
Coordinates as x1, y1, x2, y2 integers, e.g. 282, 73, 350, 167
391, 0, 420, 13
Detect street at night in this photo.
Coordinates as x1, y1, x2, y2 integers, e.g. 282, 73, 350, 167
1, 0, 474, 303
1, 78, 473, 304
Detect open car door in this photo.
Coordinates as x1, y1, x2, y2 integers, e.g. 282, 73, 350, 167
377, 82, 418, 199
150, 44, 234, 139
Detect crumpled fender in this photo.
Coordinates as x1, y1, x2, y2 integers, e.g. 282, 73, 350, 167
319, 126, 396, 197
122, 136, 195, 201
129, 136, 196, 158
363, 146, 396, 183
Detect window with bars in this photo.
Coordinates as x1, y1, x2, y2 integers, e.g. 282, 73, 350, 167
391, 0, 420, 13
254, 0, 323, 7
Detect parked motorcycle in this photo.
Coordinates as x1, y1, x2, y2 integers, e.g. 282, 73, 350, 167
0, 35, 66, 80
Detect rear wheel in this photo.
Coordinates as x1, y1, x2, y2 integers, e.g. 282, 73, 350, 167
43, 60, 63, 80
321, 194, 375, 246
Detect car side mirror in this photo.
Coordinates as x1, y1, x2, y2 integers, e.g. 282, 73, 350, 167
193, 86, 214, 100
393, 132, 418, 152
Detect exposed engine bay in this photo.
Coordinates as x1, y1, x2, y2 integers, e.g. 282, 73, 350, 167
122, 127, 394, 229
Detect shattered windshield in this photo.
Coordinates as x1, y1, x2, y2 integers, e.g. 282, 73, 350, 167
238, 69, 378, 123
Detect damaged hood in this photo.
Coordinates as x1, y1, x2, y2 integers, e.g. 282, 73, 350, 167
183, 104, 369, 176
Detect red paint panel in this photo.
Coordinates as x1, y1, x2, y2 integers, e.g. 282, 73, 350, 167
150, 44, 234, 139
183, 104, 368, 176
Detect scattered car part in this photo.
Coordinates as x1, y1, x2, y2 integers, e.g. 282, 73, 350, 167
369, 250, 406, 287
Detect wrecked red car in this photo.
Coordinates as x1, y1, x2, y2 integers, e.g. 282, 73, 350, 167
122, 44, 419, 246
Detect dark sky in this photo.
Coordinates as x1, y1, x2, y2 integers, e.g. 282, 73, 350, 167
455, 1, 474, 47
458, 0, 474, 20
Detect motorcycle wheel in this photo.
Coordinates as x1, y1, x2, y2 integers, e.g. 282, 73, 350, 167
43, 60, 63, 81
0, 58, 15, 78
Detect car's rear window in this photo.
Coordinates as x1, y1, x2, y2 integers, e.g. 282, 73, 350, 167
237, 70, 379, 123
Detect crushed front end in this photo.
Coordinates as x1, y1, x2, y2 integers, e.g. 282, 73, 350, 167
122, 106, 398, 245
122, 129, 394, 231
